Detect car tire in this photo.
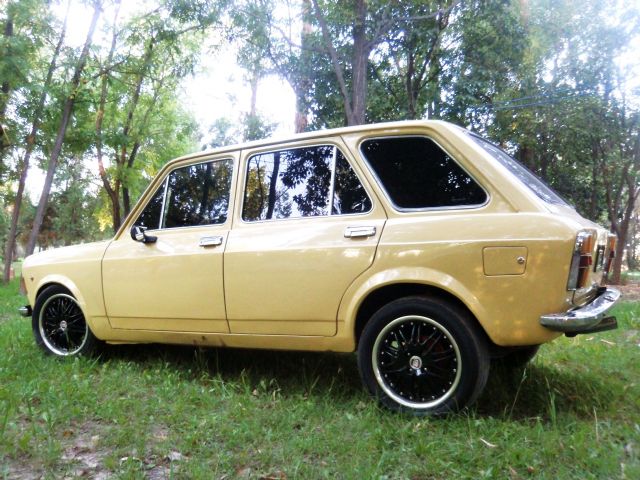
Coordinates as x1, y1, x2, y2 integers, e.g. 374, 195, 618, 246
32, 285, 101, 357
357, 296, 490, 415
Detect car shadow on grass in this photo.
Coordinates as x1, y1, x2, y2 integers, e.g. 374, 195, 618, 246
476, 361, 614, 420
100, 343, 365, 401
98, 343, 614, 419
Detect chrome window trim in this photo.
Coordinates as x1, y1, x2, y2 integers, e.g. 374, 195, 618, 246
240, 143, 374, 224
358, 134, 490, 213
328, 146, 337, 215
136, 157, 235, 233
158, 176, 169, 229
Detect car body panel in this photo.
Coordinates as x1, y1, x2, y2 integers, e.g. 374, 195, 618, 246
224, 215, 386, 336
20, 120, 616, 353
223, 137, 387, 336
102, 224, 229, 332
23, 240, 109, 318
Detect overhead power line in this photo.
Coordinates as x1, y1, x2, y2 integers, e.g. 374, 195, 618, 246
468, 89, 596, 112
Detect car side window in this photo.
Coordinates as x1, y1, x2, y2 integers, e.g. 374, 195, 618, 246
136, 159, 233, 230
360, 136, 487, 209
242, 145, 371, 221
137, 184, 165, 230
332, 150, 372, 215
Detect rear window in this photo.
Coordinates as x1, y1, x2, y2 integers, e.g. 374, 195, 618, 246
360, 136, 487, 209
467, 133, 569, 206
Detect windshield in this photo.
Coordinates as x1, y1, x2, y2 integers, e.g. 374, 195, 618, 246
467, 132, 570, 207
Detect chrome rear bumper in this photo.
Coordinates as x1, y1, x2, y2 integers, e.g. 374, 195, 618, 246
18, 305, 32, 317
540, 287, 620, 336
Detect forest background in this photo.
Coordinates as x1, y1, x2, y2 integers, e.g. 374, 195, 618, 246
0, 0, 639, 284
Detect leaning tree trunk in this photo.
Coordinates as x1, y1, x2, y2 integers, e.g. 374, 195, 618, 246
25, 1, 101, 256
2, 0, 71, 282
0, 12, 14, 164
119, 37, 155, 220
122, 83, 161, 218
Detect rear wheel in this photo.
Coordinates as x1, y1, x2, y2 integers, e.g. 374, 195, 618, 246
32, 285, 100, 357
358, 296, 490, 415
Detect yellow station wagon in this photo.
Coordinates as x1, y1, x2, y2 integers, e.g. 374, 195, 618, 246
20, 120, 620, 415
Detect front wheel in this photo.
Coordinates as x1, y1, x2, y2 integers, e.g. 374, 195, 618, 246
358, 296, 490, 415
32, 285, 100, 357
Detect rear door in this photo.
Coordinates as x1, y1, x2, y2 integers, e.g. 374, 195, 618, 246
224, 141, 386, 336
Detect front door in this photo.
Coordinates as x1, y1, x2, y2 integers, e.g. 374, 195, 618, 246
102, 156, 236, 333
224, 143, 386, 336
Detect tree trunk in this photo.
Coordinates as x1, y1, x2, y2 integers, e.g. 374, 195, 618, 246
96, 1, 121, 233
122, 77, 161, 219
0, 14, 13, 118
265, 152, 281, 220
2, 0, 70, 283
294, 0, 312, 133
406, 47, 416, 119
609, 174, 639, 284
311, 0, 354, 125
119, 37, 155, 220
349, 0, 369, 126
249, 72, 258, 117
25, 1, 102, 256
0, 11, 14, 163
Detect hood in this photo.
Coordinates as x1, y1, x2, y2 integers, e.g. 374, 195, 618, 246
23, 239, 112, 268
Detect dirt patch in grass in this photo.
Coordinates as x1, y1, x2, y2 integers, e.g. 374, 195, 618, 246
616, 283, 640, 301
1, 421, 186, 479
59, 421, 111, 479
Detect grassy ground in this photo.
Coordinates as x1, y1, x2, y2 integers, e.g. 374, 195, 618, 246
0, 279, 638, 479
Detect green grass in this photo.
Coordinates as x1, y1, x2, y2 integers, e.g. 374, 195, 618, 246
1, 278, 639, 479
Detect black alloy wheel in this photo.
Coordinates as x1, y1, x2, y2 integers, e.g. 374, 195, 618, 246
32, 285, 100, 357
358, 296, 490, 415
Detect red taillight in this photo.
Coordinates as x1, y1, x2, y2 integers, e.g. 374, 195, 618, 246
604, 234, 617, 274
567, 232, 595, 290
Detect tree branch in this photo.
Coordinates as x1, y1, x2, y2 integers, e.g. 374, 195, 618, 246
310, 0, 354, 122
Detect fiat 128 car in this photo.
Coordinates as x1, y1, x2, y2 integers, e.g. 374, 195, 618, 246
19, 120, 620, 415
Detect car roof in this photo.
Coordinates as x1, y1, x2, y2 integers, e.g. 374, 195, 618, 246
167, 119, 454, 167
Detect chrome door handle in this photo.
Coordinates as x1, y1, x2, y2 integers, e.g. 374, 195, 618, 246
344, 226, 376, 238
199, 236, 224, 247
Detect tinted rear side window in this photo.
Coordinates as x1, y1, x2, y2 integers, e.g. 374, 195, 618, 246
467, 133, 569, 206
243, 146, 333, 221
332, 150, 372, 215
360, 136, 487, 209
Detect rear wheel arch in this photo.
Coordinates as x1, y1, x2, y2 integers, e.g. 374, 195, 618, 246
354, 283, 491, 347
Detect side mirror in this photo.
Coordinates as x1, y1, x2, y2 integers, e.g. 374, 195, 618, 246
130, 225, 157, 244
